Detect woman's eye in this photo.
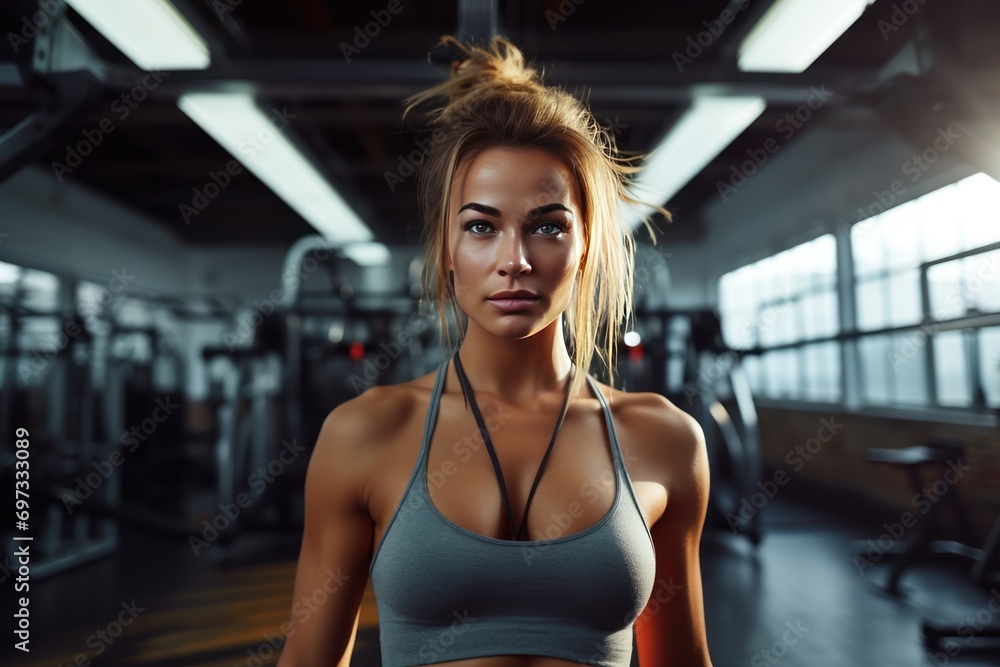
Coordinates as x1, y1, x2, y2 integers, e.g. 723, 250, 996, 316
465, 221, 492, 235
463, 221, 564, 236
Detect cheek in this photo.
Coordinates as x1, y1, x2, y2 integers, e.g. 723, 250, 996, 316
454, 244, 489, 269
451, 247, 488, 294
544, 247, 580, 281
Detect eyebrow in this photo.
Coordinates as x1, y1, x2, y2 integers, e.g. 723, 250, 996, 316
458, 202, 574, 218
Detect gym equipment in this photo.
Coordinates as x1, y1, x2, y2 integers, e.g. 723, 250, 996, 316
281, 236, 436, 446
37, 291, 243, 545
200, 309, 296, 556
860, 438, 989, 594
107, 324, 187, 504
920, 512, 1000, 653
85, 291, 232, 533
628, 307, 764, 544
0, 294, 118, 579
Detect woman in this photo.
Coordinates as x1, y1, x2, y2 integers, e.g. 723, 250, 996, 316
276, 35, 714, 667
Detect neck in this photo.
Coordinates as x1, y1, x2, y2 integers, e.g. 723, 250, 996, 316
455, 317, 575, 406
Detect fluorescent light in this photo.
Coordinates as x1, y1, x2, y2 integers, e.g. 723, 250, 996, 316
738, 0, 872, 73
65, 0, 210, 70
622, 95, 766, 231
178, 92, 374, 244
343, 242, 391, 267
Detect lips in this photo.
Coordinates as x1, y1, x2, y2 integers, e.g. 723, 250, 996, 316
487, 294, 539, 313
488, 290, 538, 300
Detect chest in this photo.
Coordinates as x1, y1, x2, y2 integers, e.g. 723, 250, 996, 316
365, 393, 667, 551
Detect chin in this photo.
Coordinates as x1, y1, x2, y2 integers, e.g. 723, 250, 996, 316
483, 319, 539, 339
485, 310, 557, 339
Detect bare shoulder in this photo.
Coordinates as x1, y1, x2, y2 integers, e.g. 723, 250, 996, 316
303, 372, 438, 520
312, 370, 439, 469
597, 383, 707, 492
317, 374, 432, 457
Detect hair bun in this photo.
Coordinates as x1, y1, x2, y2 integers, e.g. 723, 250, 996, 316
406, 35, 542, 117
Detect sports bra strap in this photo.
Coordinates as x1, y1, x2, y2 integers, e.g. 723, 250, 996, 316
451, 350, 576, 541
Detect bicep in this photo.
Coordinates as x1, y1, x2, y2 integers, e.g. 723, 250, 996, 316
277, 408, 374, 667
635, 410, 713, 667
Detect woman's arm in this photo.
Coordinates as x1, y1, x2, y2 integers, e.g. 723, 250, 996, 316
276, 399, 378, 667
633, 399, 714, 667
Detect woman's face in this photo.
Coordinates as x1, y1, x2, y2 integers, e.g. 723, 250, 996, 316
447, 146, 585, 339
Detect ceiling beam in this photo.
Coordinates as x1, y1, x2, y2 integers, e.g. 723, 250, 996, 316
81, 59, 882, 107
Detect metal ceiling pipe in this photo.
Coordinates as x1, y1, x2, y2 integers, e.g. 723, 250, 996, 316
456, 0, 499, 46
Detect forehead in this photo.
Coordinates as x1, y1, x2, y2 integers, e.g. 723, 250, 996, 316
451, 146, 577, 205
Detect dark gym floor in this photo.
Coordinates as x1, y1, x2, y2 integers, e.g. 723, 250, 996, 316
3, 489, 999, 667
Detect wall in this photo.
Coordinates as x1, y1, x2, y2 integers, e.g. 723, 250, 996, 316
756, 406, 1000, 542
0, 165, 191, 290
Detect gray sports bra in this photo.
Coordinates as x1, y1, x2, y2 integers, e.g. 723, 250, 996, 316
369, 355, 657, 667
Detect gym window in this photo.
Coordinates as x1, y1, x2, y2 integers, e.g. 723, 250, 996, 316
718, 172, 1000, 414
719, 234, 840, 402
851, 172, 1000, 409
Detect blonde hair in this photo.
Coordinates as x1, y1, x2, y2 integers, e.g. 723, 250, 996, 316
403, 35, 669, 398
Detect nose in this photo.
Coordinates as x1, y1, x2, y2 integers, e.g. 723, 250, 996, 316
498, 232, 531, 276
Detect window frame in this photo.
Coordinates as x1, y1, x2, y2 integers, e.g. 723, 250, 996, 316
718, 170, 1000, 426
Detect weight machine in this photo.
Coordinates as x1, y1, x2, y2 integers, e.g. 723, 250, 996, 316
627, 307, 764, 544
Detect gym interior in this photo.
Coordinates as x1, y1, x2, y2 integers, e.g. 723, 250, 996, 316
1, 1, 999, 666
